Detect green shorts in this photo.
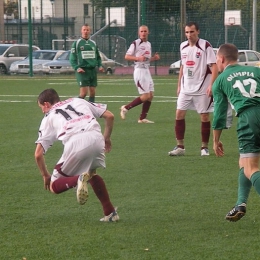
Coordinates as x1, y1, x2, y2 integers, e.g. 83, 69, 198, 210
76, 68, 97, 87
237, 106, 260, 155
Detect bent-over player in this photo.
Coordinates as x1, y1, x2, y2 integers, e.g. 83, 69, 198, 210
35, 88, 119, 222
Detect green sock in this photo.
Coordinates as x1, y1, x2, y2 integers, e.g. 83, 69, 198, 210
89, 97, 95, 103
250, 171, 260, 195
236, 167, 252, 205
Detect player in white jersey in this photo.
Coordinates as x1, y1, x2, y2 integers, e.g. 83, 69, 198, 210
34, 88, 119, 222
120, 25, 160, 123
168, 22, 218, 156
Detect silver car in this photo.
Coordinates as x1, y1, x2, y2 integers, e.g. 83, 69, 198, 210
9, 50, 65, 74
42, 50, 116, 75
0, 44, 40, 74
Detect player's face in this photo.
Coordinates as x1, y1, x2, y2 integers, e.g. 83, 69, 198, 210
81, 26, 91, 39
185, 25, 199, 44
139, 26, 149, 41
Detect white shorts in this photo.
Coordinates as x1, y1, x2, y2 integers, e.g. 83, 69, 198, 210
177, 92, 213, 113
133, 68, 154, 94
51, 131, 106, 182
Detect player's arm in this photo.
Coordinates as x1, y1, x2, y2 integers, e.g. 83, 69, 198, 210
35, 143, 51, 190
69, 41, 80, 70
177, 64, 183, 96
96, 47, 104, 72
207, 63, 218, 96
100, 110, 114, 153
213, 130, 224, 157
150, 52, 160, 62
125, 54, 147, 62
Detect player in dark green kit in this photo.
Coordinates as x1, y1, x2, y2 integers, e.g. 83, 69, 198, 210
70, 24, 104, 102
212, 43, 260, 222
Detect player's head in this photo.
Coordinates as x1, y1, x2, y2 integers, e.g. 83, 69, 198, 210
138, 25, 149, 41
81, 24, 91, 39
38, 88, 60, 113
216, 43, 238, 72
185, 22, 200, 44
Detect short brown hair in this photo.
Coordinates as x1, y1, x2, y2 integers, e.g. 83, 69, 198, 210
38, 88, 60, 105
218, 43, 238, 62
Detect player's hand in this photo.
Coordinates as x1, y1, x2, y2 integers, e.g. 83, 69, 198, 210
42, 174, 51, 191
206, 86, 212, 97
104, 139, 112, 153
99, 67, 104, 72
153, 52, 160, 61
77, 68, 85, 73
213, 141, 224, 157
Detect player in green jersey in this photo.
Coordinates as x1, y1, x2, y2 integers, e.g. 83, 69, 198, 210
212, 43, 260, 222
70, 24, 103, 102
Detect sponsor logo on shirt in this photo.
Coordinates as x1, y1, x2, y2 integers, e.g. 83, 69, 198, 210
186, 61, 195, 66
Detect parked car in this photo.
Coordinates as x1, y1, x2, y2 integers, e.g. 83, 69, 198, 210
0, 44, 40, 74
42, 51, 74, 74
9, 50, 65, 74
41, 50, 116, 75
169, 49, 260, 75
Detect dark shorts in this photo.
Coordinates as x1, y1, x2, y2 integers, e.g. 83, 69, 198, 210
76, 68, 97, 87
237, 106, 260, 154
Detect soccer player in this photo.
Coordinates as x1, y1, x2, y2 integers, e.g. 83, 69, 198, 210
212, 43, 260, 222
168, 22, 218, 156
120, 25, 160, 123
34, 88, 119, 222
69, 24, 104, 102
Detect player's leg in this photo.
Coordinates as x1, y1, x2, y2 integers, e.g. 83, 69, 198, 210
79, 86, 88, 99
169, 93, 189, 156
85, 133, 118, 221
138, 73, 155, 123
194, 95, 212, 156
77, 70, 90, 99
226, 107, 260, 221
88, 70, 97, 102
49, 137, 91, 196
120, 68, 143, 119
89, 86, 96, 102
225, 166, 250, 222
199, 113, 211, 156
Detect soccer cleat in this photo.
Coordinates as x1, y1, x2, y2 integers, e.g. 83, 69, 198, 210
168, 146, 185, 156
100, 207, 119, 222
225, 203, 246, 222
138, 119, 154, 124
201, 148, 210, 156
120, 106, 128, 119
76, 172, 90, 205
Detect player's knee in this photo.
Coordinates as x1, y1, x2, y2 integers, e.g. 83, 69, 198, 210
50, 182, 59, 194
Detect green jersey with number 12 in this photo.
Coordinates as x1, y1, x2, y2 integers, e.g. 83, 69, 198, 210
212, 64, 260, 129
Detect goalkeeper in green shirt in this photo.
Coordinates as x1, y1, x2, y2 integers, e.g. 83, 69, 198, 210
70, 24, 103, 102
212, 43, 260, 222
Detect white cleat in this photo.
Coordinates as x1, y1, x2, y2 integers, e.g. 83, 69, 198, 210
168, 146, 185, 156
120, 106, 128, 120
100, 207, 119, 222
76, 172, 90, 205
201, 148, 210, 156
138, 119, 154, 123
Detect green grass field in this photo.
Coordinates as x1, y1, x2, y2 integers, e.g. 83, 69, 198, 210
1, 75, 260, 260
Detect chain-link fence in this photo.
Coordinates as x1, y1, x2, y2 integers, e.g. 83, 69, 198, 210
1, 0, 260, 72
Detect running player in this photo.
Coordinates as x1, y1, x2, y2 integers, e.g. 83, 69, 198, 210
35, 88, 119, 222
120, 25, 160, 123
212, 43, 260, 222
70, 24, 104, 102
168, 21, 218, 156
